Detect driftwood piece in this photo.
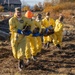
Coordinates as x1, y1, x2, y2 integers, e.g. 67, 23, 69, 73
0, 30, 10, 40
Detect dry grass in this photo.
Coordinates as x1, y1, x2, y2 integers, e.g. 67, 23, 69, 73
43, 2, 75, 12
43, 2, 75, 19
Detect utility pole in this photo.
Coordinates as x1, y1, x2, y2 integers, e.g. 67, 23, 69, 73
23, 0, 24, 6
8, 0, 9, 10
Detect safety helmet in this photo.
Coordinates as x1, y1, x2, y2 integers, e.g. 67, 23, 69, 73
25, 10, 34, 19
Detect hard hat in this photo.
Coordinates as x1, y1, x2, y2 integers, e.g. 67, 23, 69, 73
25, 10, 34, 19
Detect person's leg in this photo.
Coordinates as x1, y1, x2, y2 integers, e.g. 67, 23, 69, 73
30, 37, 37, 61
18, 59, 24, 71
25, 37, 31, 64
53, 34, 58, 46
11, 39, 18, 59
57, 34, 63, 49
36, 36, 42, 53
43, 36, 50, 49
17, 37, 26, 71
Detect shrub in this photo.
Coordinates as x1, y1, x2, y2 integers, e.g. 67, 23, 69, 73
0, 5, 4, 12
43, 2, 75, 12
22, 6, 30, 12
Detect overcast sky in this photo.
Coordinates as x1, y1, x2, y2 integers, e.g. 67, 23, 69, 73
20, 0, 44, 6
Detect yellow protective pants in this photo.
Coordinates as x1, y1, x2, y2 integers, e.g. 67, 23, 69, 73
11, 33, 26, 60
25, 35, 37, 59
49, 34, 54, 42
43, 36, 51, 44
53, 33, 63, 46
34, 36, 42, 53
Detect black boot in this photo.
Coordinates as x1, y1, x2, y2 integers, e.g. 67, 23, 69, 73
18, 59, 25, 71
31, 56, 37, 61
26, 59, 31, 65
47, 42, 50, 48
42, 43, 46, 49
56, 44, 61, 49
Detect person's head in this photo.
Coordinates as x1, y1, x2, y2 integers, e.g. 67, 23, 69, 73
15, 7, 21, 18
25, 10, 34, 19
46, 12, 50, 19
36, 13, 42, 20
59, 15, 64, 22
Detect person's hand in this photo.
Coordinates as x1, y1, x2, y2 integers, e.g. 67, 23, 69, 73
17, 29, 23, 34
33, 32, 40, 37
33, 27, 40, 34
40, 28, 48, 36
23, 31, 32, 36
22, 25, 32, 36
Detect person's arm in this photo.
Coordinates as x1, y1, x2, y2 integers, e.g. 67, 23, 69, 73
49, 18, 55, 28
22, 18, 33, 35
9, 17, 23, 34
9, 18, 17, 33
41, 19, 46, 28
35, 21, 42, 33
55, 23, 63, 32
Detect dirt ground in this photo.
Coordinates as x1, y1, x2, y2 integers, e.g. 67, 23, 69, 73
0, 14, 75, 75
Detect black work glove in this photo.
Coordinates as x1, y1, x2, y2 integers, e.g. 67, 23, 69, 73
47, 25, 54, 35
22, 25, 32, 35
33, 27, 40, 34
40, 28, 48, 36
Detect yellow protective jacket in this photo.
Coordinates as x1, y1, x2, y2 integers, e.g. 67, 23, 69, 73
53, 19, 64, 46
31, 20, 41, 32
54, 19, 63, 34
42, 17, 55, 43
33, 20, 42, 53
42, 18, 55, 28
9, 14, 32, 59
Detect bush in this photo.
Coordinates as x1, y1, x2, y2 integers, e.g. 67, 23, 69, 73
22, 6, 30, 12
0, 5, 4, 12
43, 2, 75, 12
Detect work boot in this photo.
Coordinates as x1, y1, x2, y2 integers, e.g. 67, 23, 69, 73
31, 56, 37, 61
43, 43, 48, 49
26, 59, 30, 65
46, 42, 50, 48
18, 59, 25, 71
43, 43, 46, 48
56, 44, 62, 50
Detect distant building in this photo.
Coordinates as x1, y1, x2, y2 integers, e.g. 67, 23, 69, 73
0, 0, 21, 11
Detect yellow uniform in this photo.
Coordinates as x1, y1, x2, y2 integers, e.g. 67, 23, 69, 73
42, 18, 55, 44
33, 20, 42, 53
25, 19, 43, 59
9, 15, 32, 59
53, 19, 64, 46
24, 20, 37, 60
25, 34, 37, 59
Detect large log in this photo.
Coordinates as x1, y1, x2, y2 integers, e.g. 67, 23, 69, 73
0, 30, 10, 40
0, 18, 10, 33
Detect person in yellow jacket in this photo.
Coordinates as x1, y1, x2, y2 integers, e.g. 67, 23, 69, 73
53, 15, 64, 49
34, 13, 42, 54
42, 12, 55, 48
9, 7, 32, 71
25, 11, 39, 64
